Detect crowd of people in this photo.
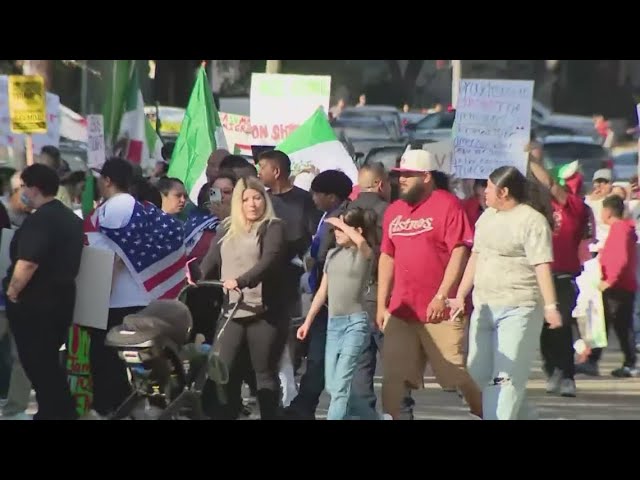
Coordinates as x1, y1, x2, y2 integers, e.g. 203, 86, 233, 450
0, 133, 638, 420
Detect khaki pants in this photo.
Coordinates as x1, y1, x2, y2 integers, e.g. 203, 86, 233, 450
381, 314, 482, 418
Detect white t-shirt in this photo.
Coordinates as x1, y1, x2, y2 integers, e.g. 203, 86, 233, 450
88, 193, 151, 309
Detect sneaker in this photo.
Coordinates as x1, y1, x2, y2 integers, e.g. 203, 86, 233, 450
575, 362, 600, 377
468, 413, 482, 420
611, 366, 640, 378
546, 369, 562, 394
381, 413, 393, 420
559, 378, 577, 397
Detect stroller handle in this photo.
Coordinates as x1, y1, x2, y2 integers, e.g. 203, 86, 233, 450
179, 280, 244, 318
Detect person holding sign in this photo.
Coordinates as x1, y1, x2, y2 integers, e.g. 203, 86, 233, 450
450, 166, 561, 420
4, 164, 84, 420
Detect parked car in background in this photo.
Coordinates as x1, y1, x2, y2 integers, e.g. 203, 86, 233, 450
541, 135, 611, 192
362, 145, 407, 171
532, 100, 600, 139
337, 106, 405, 139
612, 150, 638, 182
404, 110, 456, 143
333, 117, 405, 161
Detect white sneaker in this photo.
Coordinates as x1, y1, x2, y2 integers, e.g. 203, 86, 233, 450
381, 413, 393, 420
559, 378, 576, 397
546, 369, 562, 394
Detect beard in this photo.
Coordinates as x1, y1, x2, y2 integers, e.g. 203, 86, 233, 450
399, 182, 426, 205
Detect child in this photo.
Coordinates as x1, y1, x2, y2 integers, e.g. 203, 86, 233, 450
297, 207, 386, 420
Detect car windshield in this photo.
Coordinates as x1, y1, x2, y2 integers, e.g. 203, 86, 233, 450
415, 111, 456, 130
333, 119, 394, 139
614, 152, 638, 165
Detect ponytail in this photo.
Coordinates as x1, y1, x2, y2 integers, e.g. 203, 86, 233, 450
342, 207, 379, 249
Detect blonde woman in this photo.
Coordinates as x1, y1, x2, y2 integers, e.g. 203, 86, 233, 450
199, 177, 288, 420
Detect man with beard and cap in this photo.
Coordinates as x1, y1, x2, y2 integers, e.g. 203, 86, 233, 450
377, 150, 482, 419
529, 151, 589, 396
348, 162, 415, 419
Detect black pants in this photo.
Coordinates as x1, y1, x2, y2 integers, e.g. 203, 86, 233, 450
185, 286, 223, 344
208, 311, 288, 420
88, 307, 143, 415
287, 305, 327, 418
589, 288, 637, 368
7, 287, 77, 420
350, 286, 415, 419
540, 276, 577, 379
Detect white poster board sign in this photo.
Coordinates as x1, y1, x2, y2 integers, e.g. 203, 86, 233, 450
73, 246, 114, 330
422, 139, 454, 174
250, 73, 331, 146
452, 79, 534, 179
87, 114, 106, 169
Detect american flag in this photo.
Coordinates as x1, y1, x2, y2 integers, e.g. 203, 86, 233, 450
84, 199, 187, 300
184, 209, 220, 255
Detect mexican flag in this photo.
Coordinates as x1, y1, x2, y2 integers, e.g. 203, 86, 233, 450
103, 60, 162, 171
276, 108, 358, 187
168, 65, 227, 203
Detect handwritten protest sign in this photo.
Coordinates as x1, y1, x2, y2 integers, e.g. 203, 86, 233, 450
87, 114, 106, 169
421, 139, 454, 174
452, 79, 533, 179
8, 75, 47, 134
219, 112, 253, 155
250, 73, 331, 146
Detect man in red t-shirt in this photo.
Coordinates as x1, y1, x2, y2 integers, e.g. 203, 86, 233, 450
377, 150, 482, 419
529, 155, 589, 397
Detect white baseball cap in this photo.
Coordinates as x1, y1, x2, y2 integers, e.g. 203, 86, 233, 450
393, 149, 439, 173
592, 168, 612, 182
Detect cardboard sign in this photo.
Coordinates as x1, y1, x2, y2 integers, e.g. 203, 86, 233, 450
87, 114, 106, 169
73, 246, 114, 330
8, 75, 47, 134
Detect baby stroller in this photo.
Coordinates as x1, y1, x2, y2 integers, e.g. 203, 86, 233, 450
104, 280, 242, 420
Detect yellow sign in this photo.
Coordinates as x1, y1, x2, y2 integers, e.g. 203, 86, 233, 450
8, 75, 47, 134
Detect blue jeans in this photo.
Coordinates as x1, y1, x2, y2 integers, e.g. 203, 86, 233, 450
467, 304, 543, 420
325, 312, 376, 420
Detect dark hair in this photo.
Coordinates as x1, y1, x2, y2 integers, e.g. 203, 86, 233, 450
39, 145, 62, 171
474, 179, 488, 189
197, 182, 212, 210
130, 177, 162, 208
310, 170, 353, 201
602, 194, 625, 218
213, 170, 238, 188
100, 157, 134, 192
431, 170, 450, 191
360, 161, 387, 181
157, 177, 185, 196
21, 164, 60, 197
220, 154, 258, 178
489, 166, 554, 227
388, 171, 400, 201
161, 142, 175, 162
61, 170, 86, 187
258, 150, 291, 177
342, 207, 378, 250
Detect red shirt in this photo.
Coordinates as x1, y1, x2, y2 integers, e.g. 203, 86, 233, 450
461, 197, 483, 227
349, 185, 360, 201
381, 190, 474, 323
600, 219, 637, 292
551, 194, 587, 274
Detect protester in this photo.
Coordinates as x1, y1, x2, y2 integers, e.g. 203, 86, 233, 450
3, 172, 30, 228
4, 164, 83, 420
198, 177, 288, 419
529, 156, 588, 397
130, 176, 162, 209
84, 158, 186, 417
285, 169, 352, 419
206, 149, 231, 183
461, 179, 487, 227
580, 195, 638, 377
451, 166, 561, 420
585, 169, 614, 253
297, 208, 385, 420
348, 162, 414, 418
377, 150, 482, 419
37, 145, 73, 209
257, 150, 322, 407
219, 154, 258, 180
157, 177, 188, 216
